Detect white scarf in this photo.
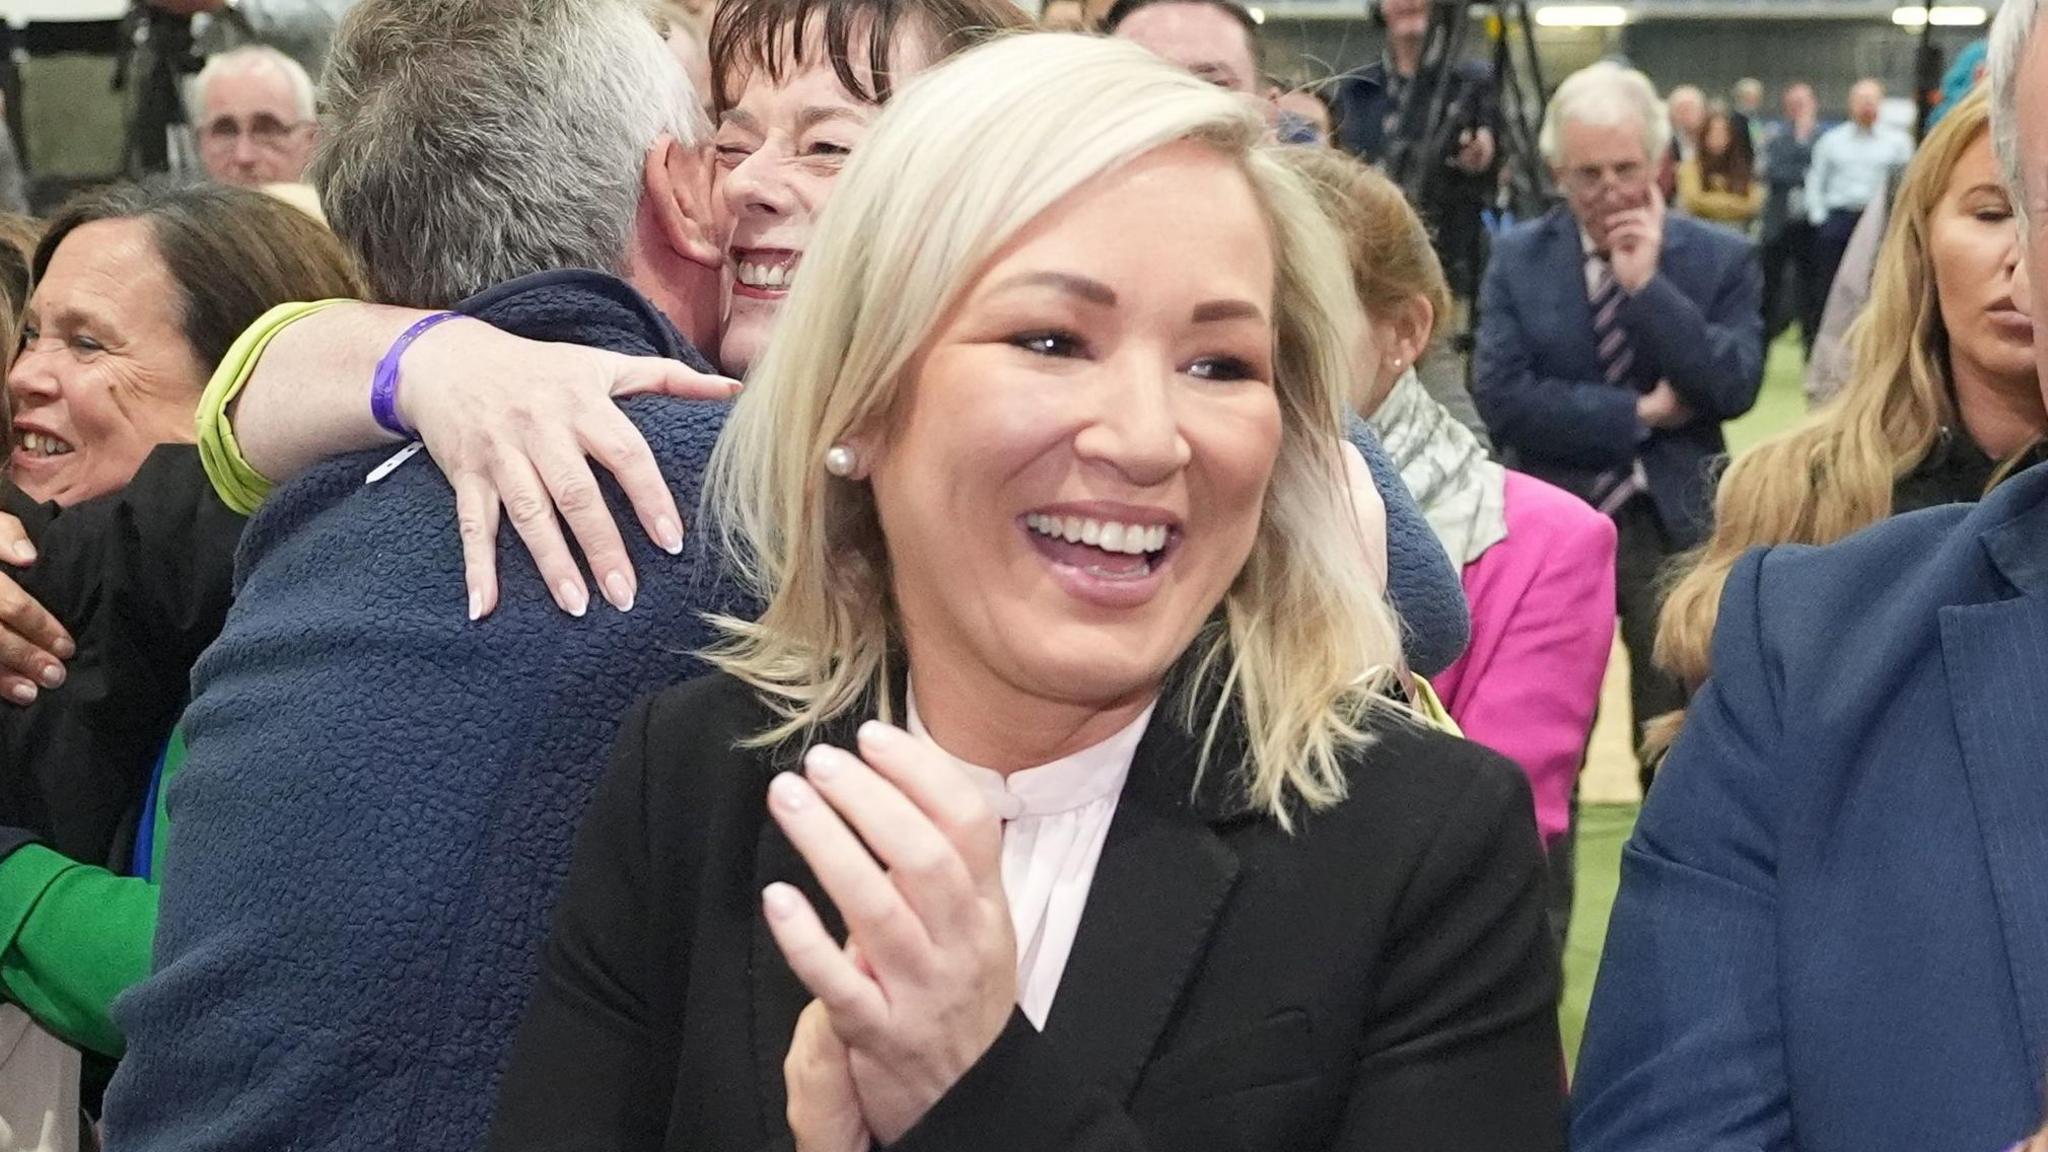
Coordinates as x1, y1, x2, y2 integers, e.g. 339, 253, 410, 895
1367, 368, 1510, 567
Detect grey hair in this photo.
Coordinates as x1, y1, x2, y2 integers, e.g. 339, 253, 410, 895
313, 0, 709, 308
1538, 61, 1670, 169
1992, 0, 2047, 227
189, 45, 316, 124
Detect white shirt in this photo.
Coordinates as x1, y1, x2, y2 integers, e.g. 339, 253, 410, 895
1803, 121, 1913, 226
906, 694, 1154, 1029
1580, 229, 1609, 297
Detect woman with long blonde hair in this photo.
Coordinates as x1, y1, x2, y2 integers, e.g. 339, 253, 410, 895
492, 33, 1563, 1152
1651, 87, 2043, 750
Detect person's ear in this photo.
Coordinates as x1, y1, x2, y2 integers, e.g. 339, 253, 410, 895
643, 133, 724, 270
1390, 293, 1436, 370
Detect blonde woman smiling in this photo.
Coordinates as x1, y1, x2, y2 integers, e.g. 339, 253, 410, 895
490, 34, 1562, 1152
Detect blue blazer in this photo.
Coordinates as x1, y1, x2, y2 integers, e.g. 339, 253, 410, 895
1471, 207, 1763, 548
1572, 462, 2048, 1152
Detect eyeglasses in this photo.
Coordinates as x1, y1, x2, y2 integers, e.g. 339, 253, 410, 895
199, 114, 309, 152
1562, 160, 1648, 194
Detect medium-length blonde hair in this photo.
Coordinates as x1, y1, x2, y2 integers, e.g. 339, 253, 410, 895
1651, 88, 2012, 752
704, 32, 1403, 825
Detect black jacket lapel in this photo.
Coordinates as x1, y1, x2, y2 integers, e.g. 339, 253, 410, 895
1038, 705, 1243, 1103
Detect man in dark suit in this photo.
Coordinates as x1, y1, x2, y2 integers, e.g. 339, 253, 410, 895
1472, 60, 1763, 791
1333, 0, 1499, 300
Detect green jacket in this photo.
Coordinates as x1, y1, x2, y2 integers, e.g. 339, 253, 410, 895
0, 729, 178, 1057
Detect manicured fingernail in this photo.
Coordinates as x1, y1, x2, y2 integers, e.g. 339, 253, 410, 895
10, 540, 32, 564
603, 571, 635, 613
770, 772, 810, 811
469, 591, 484, 622
803, 746, 841, 783
655, 517, 684, 555
8, 683, 34, 704
51, 638, 74, 659
763, 882, 799, 920
858, 720, 907, 748
556, 579, 589, 618
725, 377, 744, 394
38, 663, 63, 689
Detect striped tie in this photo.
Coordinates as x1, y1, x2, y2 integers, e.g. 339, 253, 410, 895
1588, 258, 1648, 516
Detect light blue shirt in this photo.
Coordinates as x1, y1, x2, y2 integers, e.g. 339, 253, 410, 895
1804, 121, 1914, 226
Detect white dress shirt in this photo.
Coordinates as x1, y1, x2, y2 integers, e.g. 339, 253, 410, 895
907, 694, 1154, 1029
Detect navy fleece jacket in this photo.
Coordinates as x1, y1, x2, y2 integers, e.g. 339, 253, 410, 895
103, 272, 737, 1150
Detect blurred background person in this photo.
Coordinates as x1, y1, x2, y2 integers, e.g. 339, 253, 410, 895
1804, 79, 1913, 349
1730, 76, 1765, 153
1332, 0, 1499, 305
1656, 83, 1705, 202
1761, 82, 1822, 354
1276, 82, 1335, 145
1104, 0, 1263, 97
1291, 146, 1615, 950
189, 46, 318, 189
1651, 89, 2043, 747
1678, 109, 1764, 232
1472, 61, 1763, 795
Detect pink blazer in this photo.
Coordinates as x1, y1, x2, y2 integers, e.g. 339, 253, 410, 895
1430, 471, 1617, 846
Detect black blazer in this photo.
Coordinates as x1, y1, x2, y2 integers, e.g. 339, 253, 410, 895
488, 672, 1565, 1152
0, 444, 242, 867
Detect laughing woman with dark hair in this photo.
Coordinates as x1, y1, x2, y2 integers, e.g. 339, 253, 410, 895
0, 180, 362, 1063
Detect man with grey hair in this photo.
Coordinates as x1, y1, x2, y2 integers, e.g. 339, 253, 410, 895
98, 0, 737, 1148
189, 44, 317, 187
1658, 83, 1706, 201
1472, 60, 1763, 793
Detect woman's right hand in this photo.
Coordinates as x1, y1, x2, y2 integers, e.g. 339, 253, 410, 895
0, 514, 71, 705
394, 322, 740, 620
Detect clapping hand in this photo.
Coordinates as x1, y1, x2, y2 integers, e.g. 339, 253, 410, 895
765, 721, 1017, 1146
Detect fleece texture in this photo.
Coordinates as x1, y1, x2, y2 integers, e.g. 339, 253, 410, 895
104, 270, 736, 1152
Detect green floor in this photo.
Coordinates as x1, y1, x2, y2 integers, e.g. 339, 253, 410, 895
1559, 332, 1812, 1071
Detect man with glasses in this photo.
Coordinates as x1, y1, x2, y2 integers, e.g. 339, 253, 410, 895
1471, 61, 1763, 793
190, 45, 317, 189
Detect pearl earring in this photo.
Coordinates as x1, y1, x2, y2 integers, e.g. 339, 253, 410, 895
824, 444, 858, 478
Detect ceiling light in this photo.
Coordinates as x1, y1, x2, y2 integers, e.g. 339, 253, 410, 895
1534, 5, 1630, 27
1892, 5, 1989, 26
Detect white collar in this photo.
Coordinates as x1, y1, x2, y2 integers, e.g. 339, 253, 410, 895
906, 690, 1154, 821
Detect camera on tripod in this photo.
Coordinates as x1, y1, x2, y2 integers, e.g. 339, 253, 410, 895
1382, 0, 1548, 218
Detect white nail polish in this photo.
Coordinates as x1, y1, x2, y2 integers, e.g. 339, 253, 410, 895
604, 571, 635, 613
557, 580, 589, 618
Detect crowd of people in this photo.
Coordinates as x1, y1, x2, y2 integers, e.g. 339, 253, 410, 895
1, 0, 2047, 1148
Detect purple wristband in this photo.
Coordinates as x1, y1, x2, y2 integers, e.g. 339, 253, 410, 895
371, 311, 462, 438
